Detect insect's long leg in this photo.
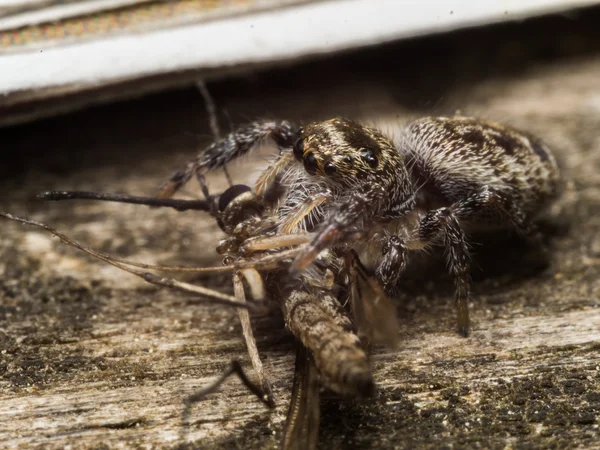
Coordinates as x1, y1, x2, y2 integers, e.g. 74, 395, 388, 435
142, 273, 264, 311
282, 344, 320, 450
181, 360, 275, 432
121, 247, 305, 273
0, 212, 253, 310
233, 272, 274, 405
38, 190, 213, 212
197, 80, 222, 141
239, 268, 266, 302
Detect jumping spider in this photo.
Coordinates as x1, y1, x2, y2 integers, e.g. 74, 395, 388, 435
158, 115, 561, 336
0, 113, 560, 448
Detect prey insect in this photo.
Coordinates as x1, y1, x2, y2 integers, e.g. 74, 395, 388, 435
0, 171, 380, 448
159, 115, 561, 336
0, 183, 371, 449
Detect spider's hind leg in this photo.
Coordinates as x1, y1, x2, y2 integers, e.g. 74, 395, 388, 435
416, 186, 540, 337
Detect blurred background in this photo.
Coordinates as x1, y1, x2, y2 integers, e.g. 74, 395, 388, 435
0, 0, 599, 180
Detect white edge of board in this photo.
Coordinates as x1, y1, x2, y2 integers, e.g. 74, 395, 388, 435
0, 0, 597, 93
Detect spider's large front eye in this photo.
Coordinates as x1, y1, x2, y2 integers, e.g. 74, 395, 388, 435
324, 161, 336, 175
360, 149, 379, 168
293, 139, 304, 160
303, 152, 318, 175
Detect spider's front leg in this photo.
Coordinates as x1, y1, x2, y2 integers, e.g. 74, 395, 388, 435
291, 190, 374, 274
157, 120, 301, 198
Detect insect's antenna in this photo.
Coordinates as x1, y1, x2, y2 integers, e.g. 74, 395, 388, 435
197, 80, 221, 141
197, 79, 233, 187
37, 191, 214, 213
0, 212, 254, 310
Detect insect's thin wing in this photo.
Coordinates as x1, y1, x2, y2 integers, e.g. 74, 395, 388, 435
281, 344, 320, 450
347, 251, 400, 348
233, 272, 274, 404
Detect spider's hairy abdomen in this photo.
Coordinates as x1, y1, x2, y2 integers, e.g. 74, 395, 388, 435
403, 116, 560, 216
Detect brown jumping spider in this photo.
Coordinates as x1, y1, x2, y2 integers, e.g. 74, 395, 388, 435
0, 113, 561, 448
158, 115, 561, 336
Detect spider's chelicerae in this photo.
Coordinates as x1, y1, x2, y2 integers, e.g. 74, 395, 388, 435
159, 115, 561, 336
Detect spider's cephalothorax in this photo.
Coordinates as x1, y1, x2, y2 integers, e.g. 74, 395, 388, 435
158, 115, 561, 336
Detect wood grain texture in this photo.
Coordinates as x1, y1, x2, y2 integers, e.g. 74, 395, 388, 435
1, 16, 599, 449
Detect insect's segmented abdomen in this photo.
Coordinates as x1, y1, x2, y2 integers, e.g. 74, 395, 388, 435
404, 116, 560, 215
282, 289, 374, 398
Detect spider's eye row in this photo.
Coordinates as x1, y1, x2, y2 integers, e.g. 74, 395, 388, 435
293, 138, 304, 160
324, 161, 336, 175
303, 152, 318, 175
360, 149, 378, 168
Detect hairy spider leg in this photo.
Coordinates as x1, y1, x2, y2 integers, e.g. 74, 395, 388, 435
279, 193, 329, 234
417, 208, 471, 337
157, 120, 300, 199
419, 185, 547, 337
375, 235, 409, 293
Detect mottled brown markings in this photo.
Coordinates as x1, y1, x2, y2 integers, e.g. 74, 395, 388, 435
492, 132, 520, 155
461, 127, 485, 146
338, 121, 383, 157
530, 137, 551, 162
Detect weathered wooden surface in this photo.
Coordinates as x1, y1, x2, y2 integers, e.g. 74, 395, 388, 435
1, 13, 600, 449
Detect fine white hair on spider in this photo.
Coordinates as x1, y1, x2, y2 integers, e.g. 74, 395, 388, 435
156, 114, 560, 337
